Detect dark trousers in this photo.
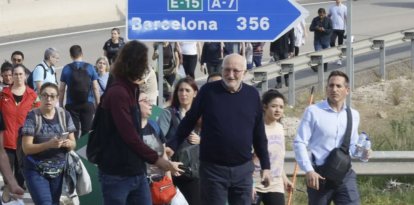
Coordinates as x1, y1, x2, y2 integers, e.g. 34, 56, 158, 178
173, 177, 201, 205
307, 169, 360, 205
200, 161, 254, 205
182, 55, 198, 79
5, 148, 25, 188
273, 52, 289, 85
330, 29, 346, 47
65, 102, 95, 139
294, 46, 300, 56
206, 62, 222, 75
253, 192, 284, 205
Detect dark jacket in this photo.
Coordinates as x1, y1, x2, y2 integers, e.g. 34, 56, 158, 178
98, 78, 158, 176
270, 29, 295, 56
200, 42, 222, 66
310, 16, 333, 43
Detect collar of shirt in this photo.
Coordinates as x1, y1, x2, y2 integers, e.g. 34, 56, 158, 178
321, 100, 348, 113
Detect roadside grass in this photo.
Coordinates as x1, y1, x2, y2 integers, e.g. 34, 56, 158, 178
285, 60, 414, 205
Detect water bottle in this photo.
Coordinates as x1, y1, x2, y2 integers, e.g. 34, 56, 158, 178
360, 138, 371, 162
355, 132, 368, 159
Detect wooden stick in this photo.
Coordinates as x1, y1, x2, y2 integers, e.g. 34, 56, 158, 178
287, 86, 314, 205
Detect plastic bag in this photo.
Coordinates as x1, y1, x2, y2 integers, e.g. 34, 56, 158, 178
177, 64, 186, 79
170, 188, 189, 205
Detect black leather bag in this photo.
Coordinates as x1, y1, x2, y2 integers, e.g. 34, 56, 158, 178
316, 107, 352, 186
317, 147, 351, 186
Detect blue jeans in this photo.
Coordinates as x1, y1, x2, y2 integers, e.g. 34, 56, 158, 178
314, 38, 330, 51
200, 161, 254, 205
23, 158, 63, 205
99, 171, 152, 205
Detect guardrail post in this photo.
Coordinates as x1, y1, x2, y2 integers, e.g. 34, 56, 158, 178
281, 64, 295, 106
310, 55, 325, 94
404, 32, 414, 72
373, 40, 386, 80
252, 71, 268, 94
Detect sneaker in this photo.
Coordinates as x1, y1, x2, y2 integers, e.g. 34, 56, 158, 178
2, 199, 24, 205
336, 60, 342, 65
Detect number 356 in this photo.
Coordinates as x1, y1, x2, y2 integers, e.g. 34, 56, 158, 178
236, 17, 270, 31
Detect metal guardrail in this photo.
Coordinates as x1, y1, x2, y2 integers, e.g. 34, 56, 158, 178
284, 151, 414, 176
249, 28, 414, 106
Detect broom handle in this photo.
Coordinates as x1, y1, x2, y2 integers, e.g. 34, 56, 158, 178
287, 86, 314, 205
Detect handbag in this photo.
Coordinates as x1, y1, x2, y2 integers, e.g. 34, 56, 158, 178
149, 175, 176, 205
76, 157, 92, 196
171, 140, 200, 179
316, 106, 352, 186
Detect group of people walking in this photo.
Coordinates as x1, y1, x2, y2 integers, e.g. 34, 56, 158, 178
90, 40, 369, 205
0, 1, 364, 204
0, 28, 120, 204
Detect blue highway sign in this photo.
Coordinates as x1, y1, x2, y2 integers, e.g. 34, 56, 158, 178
127, 0, 308, 42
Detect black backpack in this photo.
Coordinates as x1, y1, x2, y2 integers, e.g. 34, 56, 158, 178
68, 63, 91, 104
17, 108, 67, 169
27, 64, 57, 90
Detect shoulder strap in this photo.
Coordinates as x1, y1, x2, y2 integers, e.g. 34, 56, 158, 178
32, 109, 43, 135
81, 63, 89, 70
168, 107, 180, 129
56, 107, 67, 132
97, 79, 105, 92
147, 119, 160, 137
340, 106, 352, 153
68, 62, 76, 70
34, 64, 47, 80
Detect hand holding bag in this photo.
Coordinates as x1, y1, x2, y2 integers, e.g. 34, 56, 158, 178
150, 175, 176, 205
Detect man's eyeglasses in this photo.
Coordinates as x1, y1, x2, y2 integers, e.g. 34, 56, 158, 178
41, 93, 58, 100
223, 68, 245, 75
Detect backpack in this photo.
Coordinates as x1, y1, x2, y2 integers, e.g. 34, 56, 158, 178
17, 107, 67, 169
27, 64, 57, 90
68, 63, 91, 104
148, 119, 161, 137
86, 102, 105, 164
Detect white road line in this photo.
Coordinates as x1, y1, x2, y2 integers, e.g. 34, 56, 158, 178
302, 1, 339, 6
0, 25, 125, 47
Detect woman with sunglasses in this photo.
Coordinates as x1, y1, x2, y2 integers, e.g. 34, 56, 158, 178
0, 65, 40, 201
